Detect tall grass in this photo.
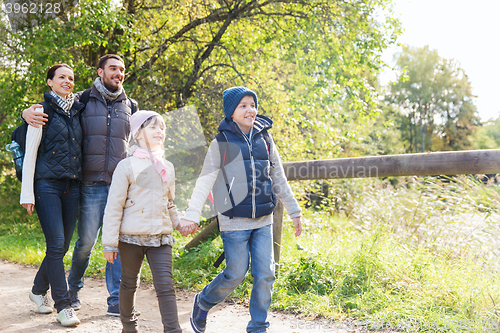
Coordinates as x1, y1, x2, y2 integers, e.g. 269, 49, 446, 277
270, 176, 500, 332
273, 211, 500, 332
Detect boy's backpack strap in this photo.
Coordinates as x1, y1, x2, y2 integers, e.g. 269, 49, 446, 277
215, 133, 227, 167
212, 216, 224, 268
262, 130, 272, 156
213, 251, 225, 268
214, 133, 235, 218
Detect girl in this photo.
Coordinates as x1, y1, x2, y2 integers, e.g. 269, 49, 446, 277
21, 64, 84, 326
102, 111, 194, 333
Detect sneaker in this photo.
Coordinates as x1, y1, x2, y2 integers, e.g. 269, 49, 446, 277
107, 303, 120, 316
29, 291, 53, 314
190, 293, 208, 333
68, 290, 81, 310
107, 303, 141, 317
57, 307, 80, 326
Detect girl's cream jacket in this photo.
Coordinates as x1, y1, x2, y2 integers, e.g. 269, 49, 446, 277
102, 148, 180, 249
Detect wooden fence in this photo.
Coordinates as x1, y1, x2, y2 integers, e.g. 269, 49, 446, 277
185, 149, 500, 264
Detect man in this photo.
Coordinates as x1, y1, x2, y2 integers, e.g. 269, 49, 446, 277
23, 54, 138, 316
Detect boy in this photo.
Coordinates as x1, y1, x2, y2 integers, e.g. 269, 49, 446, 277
178, 86, 302, 333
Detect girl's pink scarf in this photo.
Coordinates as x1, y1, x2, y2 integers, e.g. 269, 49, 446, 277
132, 147, 169, 182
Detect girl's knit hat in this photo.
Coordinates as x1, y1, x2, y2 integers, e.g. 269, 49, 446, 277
223, 86, 258, 119
131, 110, 161, 138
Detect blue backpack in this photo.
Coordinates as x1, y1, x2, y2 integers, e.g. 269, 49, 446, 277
9, 107, 54, 181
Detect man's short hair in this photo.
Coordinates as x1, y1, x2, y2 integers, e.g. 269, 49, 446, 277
98, 54, 125, 69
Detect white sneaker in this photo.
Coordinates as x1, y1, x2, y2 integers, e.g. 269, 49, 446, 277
29, 291, 53, 314
57, 307, 80, 327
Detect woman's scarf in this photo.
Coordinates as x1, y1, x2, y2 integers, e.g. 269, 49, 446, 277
132, 147, 169, 183
94, 77, 123, 102
49, 91, 74, 116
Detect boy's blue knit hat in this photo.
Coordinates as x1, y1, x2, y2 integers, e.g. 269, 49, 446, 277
223, 86, 258, 119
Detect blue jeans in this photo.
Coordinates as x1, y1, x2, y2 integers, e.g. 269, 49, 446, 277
198, 224, 275, 333
67, 182, 121, 306
32, 179, 79, 312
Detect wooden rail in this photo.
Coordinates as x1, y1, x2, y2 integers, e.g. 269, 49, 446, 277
185, 149, 500, 265
283, 149, 500, 181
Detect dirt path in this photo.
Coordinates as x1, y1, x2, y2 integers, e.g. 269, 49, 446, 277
0, 261, 387, 333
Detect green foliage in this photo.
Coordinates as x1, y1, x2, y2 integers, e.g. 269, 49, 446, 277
0, 174, 27, 223
172, 236, 223, 289
475, 117, 500, 150
0, 0, 401, 169
386, 45, 481, 153
284, 255, 336, 296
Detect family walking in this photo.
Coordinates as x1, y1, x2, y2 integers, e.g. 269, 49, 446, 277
19, 54, 302, 333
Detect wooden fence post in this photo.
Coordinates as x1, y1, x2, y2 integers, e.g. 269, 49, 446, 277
272, 201, 284, 267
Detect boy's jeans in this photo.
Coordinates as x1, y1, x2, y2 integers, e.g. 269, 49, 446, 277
198, 224, 275, 333
67, 182, 121, 307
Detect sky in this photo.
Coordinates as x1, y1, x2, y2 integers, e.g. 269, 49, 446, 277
380, 0, 500, 121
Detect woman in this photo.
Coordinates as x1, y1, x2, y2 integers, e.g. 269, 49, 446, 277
20, 64, 84, 327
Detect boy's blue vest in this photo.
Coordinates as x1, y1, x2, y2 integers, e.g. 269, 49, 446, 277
215, 115, 277, 219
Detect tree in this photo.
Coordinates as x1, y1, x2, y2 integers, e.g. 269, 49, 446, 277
387, 45, 480, 153
0, 0, 401, 167
475, 117, 500, 150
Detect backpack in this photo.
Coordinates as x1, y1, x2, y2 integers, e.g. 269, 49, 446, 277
10, 106, 54, 181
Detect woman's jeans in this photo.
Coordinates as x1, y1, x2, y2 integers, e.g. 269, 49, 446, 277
198, 224, 275, 333
32, 179, 79, 312
118, 242, 181, 333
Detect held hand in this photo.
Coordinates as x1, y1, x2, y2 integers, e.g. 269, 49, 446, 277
22, 203, 35, 215
187, 222, 200, 236
103, 251, 118, 264
22, 105, 46, 128
177, 219, 200, 237
292, 216, 302, 237
180, 220, 199, 237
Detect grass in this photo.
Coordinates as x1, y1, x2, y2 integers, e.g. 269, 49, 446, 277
2, 173, 500, 332
274, 211, 500, 332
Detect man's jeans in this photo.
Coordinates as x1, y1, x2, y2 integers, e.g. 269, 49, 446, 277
67, 182, 121, 307
32, 179, 79, 312
198, 224, 275, 333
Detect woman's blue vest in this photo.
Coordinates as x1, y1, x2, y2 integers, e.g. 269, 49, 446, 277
34, 93, 84, 181
215, 115, 276, 219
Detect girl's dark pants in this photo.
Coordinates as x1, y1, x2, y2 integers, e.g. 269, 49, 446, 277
118, 241, 182, 333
